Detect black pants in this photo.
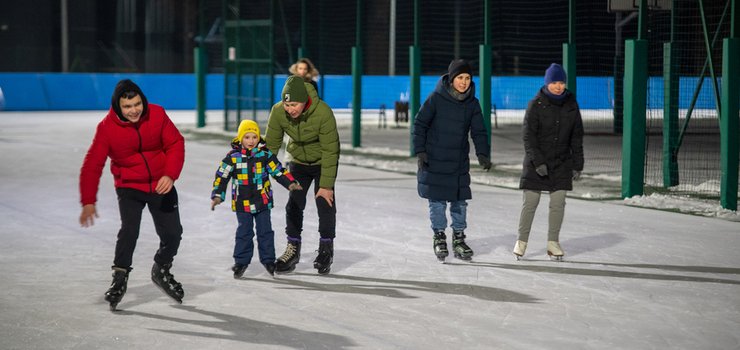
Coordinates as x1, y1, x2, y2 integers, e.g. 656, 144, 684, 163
286, 163, 336, 240
113, 187, 183, 269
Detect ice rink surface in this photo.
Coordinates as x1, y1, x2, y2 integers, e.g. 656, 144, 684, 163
1, 111, 738, 349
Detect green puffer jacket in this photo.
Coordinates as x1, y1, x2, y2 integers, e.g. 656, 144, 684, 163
265, 83, 340, 188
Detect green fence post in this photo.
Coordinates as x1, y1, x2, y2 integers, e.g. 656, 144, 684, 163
563, 0, 576, 97
720, 37, 739, 210
409, 46, 420, 157
663, 42, 679, 187
479, 44, 491, 147
352, 0, 362, 148
195, 46, 206, 128
352, 46, 362, 148
409, 0, 420, 157
621, 39, 648, 199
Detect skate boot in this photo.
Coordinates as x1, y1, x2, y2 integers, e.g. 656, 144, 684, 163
104, 267, 129, 311
275, 238, 301, 274
513, 240, 528, 260
547, 241, 565, 261
151, 262, 184, 303
433, 231, 449, 262
452, 231, 474, 261
313, 238, 334, 275
232, 264, 247, 279
263, 262, 276, 277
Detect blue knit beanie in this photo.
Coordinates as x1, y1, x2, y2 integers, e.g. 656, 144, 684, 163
544, 63, 567, 85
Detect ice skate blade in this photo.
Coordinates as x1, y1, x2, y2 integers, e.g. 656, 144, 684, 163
514, 254, 523, 261
275, 266, 296, 275
109, 303, 119, 312
548, 255, 564, 262
151, 278, 184, 304
453, 253, 473, 262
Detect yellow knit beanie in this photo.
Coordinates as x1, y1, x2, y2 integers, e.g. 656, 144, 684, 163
233, 120, 261, 144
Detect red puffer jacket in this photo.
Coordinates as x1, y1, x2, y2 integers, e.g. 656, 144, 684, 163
79, 104, 185, 205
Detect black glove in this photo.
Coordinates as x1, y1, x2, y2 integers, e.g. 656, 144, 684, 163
572, 170, 581, 181
417, 152, 428, 169
477, 154, 492, 171
535, 164, 548, 176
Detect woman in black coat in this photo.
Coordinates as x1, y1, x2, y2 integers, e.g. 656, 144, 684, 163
513, 63, 584, 261
413, 59, 491, 262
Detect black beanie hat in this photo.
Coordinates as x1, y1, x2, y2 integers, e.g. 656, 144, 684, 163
447, 59, 472, 81
111, 79, 148, 121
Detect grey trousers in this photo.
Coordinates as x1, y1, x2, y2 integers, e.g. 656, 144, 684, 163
517, 190, 567, 242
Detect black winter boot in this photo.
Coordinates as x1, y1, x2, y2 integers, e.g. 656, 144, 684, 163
275, 238, 301, 274
313, 238, 334, 275
104, 267, 129, 311
151, 262, 184, 303
452, 231, 474, 261
433, 231, 449, 262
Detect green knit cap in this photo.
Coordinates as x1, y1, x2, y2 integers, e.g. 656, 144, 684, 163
281, 75, 308, 103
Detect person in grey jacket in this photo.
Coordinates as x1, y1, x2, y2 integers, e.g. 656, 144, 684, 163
514, 63, 584, 261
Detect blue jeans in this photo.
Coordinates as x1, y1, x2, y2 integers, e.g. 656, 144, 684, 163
428, 200, 467, 233
234, 210, 275, 266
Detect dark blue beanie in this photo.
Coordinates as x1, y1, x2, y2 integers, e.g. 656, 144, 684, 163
544, 63, 567, 85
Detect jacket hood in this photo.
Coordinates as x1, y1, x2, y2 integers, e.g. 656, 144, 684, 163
434, 74, 476, 104
111, 79, 149, 122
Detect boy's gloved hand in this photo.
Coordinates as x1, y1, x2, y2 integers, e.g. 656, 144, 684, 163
535, 164, 548, 176
477, 154, 492, 171
211, 197, 222, 211
572, 170, 581, 181
288, 182, 303, 191
417, 152, 428, 170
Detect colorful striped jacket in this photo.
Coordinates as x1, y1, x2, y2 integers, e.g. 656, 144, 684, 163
211, 141, 295, 213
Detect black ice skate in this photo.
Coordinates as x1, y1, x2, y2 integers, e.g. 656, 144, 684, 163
104, 267, 129, 311
452, 231, 474, 261
313, 239, 334, 275
151, 262, 184, 303
433, 231, 449, 262
232, 264, 247, 279
275, 239, 301, 274
263, 262, 276, 277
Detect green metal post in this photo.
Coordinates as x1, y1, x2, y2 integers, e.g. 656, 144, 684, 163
195, 46, 206, 128
663, 1, 678, 187
479, 0, 491, 147
195, 0, 206, 128
409, 0, 420, 156
663, 42, 679, 187
621, 39, 648, 199
563, 0, 576, 96
479, 45, 491, 146
351, 0, 362, 148
720, 37, 739, 210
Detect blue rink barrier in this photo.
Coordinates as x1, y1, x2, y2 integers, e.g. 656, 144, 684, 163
0, 73, 720, 111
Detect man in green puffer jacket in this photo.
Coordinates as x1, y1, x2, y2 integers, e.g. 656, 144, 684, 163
265, 75, 340, 275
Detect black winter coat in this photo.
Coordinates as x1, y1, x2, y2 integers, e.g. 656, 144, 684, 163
413, 75, 490, 201
519, 87, 584, 191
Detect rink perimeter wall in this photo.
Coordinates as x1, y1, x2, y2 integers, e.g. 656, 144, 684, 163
0, 73, 720, 111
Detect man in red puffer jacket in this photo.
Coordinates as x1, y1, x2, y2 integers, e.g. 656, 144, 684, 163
78, 79, 186, 310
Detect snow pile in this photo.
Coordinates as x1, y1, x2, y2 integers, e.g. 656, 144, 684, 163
624, 193, 740, 222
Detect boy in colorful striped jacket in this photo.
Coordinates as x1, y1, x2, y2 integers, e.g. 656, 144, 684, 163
211, 120, 302, 278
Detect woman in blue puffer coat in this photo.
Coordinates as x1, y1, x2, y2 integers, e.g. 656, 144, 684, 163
413, 59, 491, 262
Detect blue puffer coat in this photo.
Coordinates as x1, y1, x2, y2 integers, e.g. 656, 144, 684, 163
413, 75, 490, 201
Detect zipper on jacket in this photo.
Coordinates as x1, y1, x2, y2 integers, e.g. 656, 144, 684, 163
135, 125, 154, 193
